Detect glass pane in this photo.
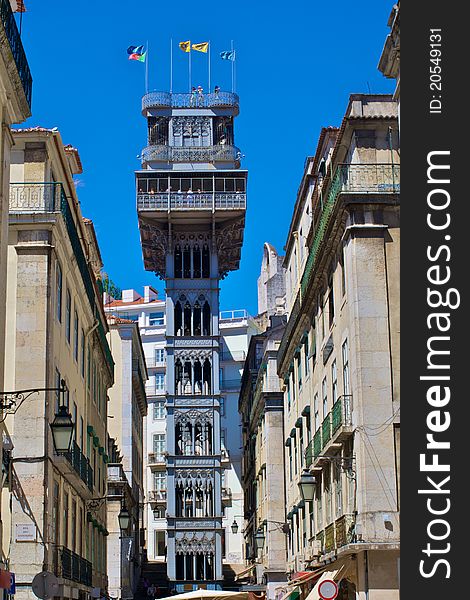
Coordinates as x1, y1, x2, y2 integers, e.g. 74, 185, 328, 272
215, 178, 224, 192
148, 179, 157, 193
224, 178, 235, 192
192, 178, 202, 192
203, 178, 213, 191
181, 178, 191, 192
158, 178, 169, 192
236, 178, 245, 192
170, 178, 179, 192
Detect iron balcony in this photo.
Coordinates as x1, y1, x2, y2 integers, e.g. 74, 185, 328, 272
142, 91, 239, 114
0, 0, 32, 109
137, 191, 246, 212
141, 144, 241, 164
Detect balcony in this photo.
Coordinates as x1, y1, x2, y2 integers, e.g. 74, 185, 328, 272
334, 513, 355, 548
141, 144, 241, 164
0, 0, 32, 109
305, 396, 354, 469
53, 546, 92, 587
148, 453, 166, 466
142, 90, 239, 113
301, 163, 400, 297
149, 489, 167, 503
324, 523, 335, 553
145, 383, 166, 396
331, 395, 353, 441
56, 441, 94, 494
137, 191, 246, 212
9, 182, 63, 212
9, 182, 114, 374
146, 357, 166, 368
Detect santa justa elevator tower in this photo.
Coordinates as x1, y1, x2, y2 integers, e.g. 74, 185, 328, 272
136, 89, 246, 590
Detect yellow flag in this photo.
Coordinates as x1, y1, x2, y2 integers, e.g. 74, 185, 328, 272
192, 42, 209, 53
179, 40, 191, 52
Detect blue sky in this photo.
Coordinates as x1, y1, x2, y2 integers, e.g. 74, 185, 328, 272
18, 0, 394, 315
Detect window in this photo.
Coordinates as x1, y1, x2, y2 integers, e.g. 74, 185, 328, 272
303, 336, 309, 376
153, 434, 166, 459
154, 348, 165, 364
71, 500, 77, 552
155, 531, 166, 556
81, 330, 85, 377
155, 373, 165, 392
153, 399, 165, 420
341, 246, 346, 296
55, 369, 61, 414
221, 429, 227, 452
328, 277, 335, 329
74, 311, 79, 362
314, 393, 319, 430
56, 261, 63, 322
322, 377, 328, 419
153, 507, 165, 520
342, 339, 350, 395
334, 460, 343, 517
154, 471, 166, 491
220, 396, 226, 417
63, 492, 69, 547
332, 360, 338, 405
73, 403, 78, 442
52, 482, 60, 546
65, 290, 71, 343
286, 378, 291, 412
296, 352, 302, 388
149, 312, 164, 326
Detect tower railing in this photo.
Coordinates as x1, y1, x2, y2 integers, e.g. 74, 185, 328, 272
141, 144, 241, 164
137, 191, 246, 211
142, 91, 239, 112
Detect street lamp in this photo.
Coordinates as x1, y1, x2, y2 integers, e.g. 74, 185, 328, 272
50, 405, 74, 453
254, 527, 265, 551
118, 505, 131, 530
298, 469, 316, 502
231, 520, 239, 534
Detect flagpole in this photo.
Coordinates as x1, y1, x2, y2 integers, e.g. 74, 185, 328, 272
189, 44, 192, 92
231, 40, 234, 93
208, 41, 211, 92
170, 38, 173, 93
145, 39, 149, 93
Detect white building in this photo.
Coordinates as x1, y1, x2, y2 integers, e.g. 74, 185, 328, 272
104, 289, 256, 580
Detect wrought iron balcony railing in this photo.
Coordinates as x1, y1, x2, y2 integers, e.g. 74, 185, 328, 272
331, 395, 353, 434
142, 144, 241, 164
137, 191, 246, 212
57, 440, 94, 492
142, 90, 239, 111
9, 182, 63, 212
301, 162, 400, 297
0, 0, 32, 108
321, 414, 331, 446
53, 546, 93, 586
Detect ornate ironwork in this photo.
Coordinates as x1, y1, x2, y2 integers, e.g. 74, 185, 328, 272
0, 0, 32, 108
86, 497, 107, 512
331, 395, 353, 433
142, 91, 239, 111
9, 182, 62, 212
0, 381, 67, 420
142, 144, 241, 164
137, 191, 246, 211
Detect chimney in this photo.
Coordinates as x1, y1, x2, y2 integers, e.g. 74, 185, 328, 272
121, 289, 140, 303
144, 286, 158, 303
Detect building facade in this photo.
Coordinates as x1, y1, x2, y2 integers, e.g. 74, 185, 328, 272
135, 86, 247, 590
277, 95, 400, 599
0, 1, 32, 577
239, 243, 287, 599
5, 128, 113, 600
106, 316, 148, 600
104, 291, 254, 589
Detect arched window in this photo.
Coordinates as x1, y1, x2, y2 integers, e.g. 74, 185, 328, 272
203, 301, 211, 336
202, 244, 210, 278
193, 245, 202, 278
174, 301, 182, 335
183, 245, 191, 278
174, 245, 182, 278
203, 359, 212, 394
183, 302, 192, 336
193, 301, 202, 336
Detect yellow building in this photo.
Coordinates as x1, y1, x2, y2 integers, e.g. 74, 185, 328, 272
0, 0, 32, 577
4, 128, 113, 600
278, 95, 400, 600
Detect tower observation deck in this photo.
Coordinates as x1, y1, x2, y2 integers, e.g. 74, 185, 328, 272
136, 89, 247, 590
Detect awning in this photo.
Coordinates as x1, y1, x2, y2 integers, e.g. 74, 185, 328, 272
304, 564, 348, 600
